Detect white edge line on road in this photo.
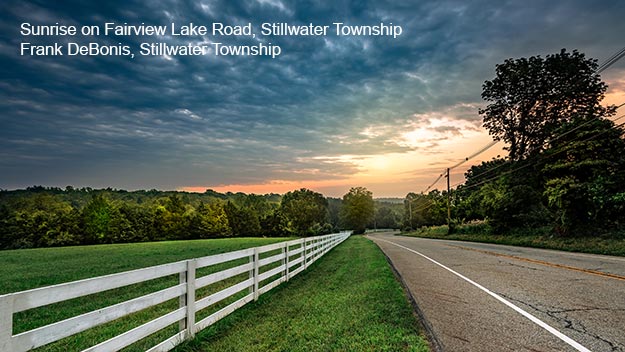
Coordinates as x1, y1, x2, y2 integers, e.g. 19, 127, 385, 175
377, 238, 592, 352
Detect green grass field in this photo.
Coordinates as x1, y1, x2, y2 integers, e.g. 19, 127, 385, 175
177, 236, 429, 352
0, 237, 290, 351
0, 238, 292, 294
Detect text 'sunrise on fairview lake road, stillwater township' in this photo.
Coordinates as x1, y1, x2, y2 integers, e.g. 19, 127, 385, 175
19, 21, 403, 59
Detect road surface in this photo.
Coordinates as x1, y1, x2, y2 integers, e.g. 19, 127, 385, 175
367, 233, 625, 352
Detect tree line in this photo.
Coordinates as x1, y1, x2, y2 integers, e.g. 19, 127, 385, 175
403, 49, 625, 237
0, 186, 390, 250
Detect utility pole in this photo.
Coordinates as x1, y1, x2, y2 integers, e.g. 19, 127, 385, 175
446, 168, 451, 227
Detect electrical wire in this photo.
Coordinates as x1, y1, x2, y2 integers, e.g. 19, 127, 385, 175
457, 112, 625, 191
449, 140, 501, 170
420, 140, 502, 193
597, 46, 625, 73
415, 112, 625, 220
422, 171, 445, 193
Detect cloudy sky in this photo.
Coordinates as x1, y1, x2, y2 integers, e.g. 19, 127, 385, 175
1, 0, 624, 197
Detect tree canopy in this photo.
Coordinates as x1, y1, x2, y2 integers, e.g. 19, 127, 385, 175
480, 49, 615, 161
280, 188, 330, 236
341, 187, 374, 234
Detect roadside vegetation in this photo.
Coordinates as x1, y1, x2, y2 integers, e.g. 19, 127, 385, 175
404, 222, 625, 257
0, 237, 290, 294
177, 236, 428, 352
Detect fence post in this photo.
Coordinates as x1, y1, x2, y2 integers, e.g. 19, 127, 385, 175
0, 295, 13, 352
248, 254, 254, 295
178, 269, 187, 332
303, 239, 307, 270
185, 259, 196, 339
253, 248, 260, 301
284, 243, 289, 282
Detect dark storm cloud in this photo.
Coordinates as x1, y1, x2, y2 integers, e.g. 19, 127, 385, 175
1, 0, 624, 189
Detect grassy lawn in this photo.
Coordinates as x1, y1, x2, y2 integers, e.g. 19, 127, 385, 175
177, 236, 429, 352
0, 237, 291, 351
403, 225, 625, 257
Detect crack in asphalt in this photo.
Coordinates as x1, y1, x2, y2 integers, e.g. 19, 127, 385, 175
499, 293, 623, 352
522, 345, 549, 352
550, 307, 625, 314
499, 259, 542, 271
443, 332, 471, 343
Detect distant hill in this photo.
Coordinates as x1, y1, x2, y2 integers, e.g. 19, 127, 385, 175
375, 198, 404, 204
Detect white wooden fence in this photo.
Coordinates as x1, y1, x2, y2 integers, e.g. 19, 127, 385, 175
0, 231, 350, 351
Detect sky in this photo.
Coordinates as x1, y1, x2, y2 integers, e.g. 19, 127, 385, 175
1, 0, 624, 198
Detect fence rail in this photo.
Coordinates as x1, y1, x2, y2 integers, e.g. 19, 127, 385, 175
0, 231, 351, 352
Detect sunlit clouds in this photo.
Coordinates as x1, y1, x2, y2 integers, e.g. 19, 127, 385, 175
1, 1, 624, 197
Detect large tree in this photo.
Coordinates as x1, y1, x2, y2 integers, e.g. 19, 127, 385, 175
280, 188, 329, 236
480, 49, 615, 161
341, 187, 374, 234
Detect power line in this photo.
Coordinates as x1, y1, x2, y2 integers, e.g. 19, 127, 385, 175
457, 111, 625, 191
416, 113, 625, 219
451, 160, 507, 188
453, 110, 625, 188
597, 46, 625, 73
449, 140, 501, 170
414, 110, 624, 216
413, 200, 435, 213
423, 171, 445, 193
544, 105, 623, 146
456, 162, 533, 191
406, 197, 437, 214
420, 140, 502, 193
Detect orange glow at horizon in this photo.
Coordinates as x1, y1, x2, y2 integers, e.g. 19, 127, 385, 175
182, 130, 506, 198
181, 178, 355, 196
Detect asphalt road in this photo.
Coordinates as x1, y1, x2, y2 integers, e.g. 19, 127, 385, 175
367, 233, 625, 352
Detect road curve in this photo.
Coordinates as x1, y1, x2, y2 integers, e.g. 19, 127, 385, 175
367, 232, 625, 352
